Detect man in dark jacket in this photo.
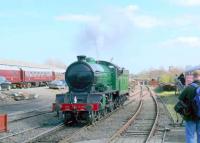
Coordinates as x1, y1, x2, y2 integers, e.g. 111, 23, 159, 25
179, 70, 200, 143
178, 73, 186, 86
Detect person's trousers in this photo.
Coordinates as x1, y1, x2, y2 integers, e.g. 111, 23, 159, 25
185, 120, 200, 143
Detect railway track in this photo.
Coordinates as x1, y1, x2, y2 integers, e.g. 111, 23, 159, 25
21, 103, 133, 143
0, 108, 61, 143
23, 110, 126, 143
29, 88, 142, 143
0, 86, 141, 143
109, 87, 159, 143
0, 121, 63, 143
58, 86, 144, 143
8, 106, 51, 123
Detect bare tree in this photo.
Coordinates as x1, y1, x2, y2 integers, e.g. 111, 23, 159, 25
135, 66, 184, 82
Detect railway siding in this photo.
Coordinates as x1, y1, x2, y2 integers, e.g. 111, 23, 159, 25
155, 91, 185, 143
23, 87, 142, 143
0, 111, 62, 143
112, 87, 159, 143
58, 86, 143, 143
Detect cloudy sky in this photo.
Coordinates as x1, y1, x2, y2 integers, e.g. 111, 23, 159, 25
0, 0, 200, 73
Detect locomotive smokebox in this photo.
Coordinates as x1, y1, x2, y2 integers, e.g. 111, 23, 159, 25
65, 59, 94, 92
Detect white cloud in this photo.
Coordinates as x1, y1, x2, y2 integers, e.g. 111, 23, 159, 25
172, 0, 200, 6
54, 5, 162, 30
130, 15, 161, 28
126, 5, 140, 13
160, 36, 200, 48
157, 15, 195, 28
55, 14, 100, 22
178, 15, 200, 27
55, 5, 161, 29
123, 5, 161, 28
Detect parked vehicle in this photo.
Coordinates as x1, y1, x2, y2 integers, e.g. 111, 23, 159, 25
0, 76, 12, 90
48, 80, 67, 89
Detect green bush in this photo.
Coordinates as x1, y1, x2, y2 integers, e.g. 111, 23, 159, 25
159, 73, 174, 83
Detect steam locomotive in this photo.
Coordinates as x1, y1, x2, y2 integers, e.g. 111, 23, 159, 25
53, 56, 129, 124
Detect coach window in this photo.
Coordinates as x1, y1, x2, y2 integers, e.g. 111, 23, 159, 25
12, 71, 16, 75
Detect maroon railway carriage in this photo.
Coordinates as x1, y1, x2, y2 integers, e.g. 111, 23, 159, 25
53, 68, 65, 80
0, 65, 21, 84
20, 67, 54, 87
0, 65, 66, 88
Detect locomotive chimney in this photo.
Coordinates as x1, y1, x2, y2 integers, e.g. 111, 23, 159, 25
77, 55, 86, 62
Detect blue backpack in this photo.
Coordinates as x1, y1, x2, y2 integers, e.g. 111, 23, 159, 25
190, 83, 200, 118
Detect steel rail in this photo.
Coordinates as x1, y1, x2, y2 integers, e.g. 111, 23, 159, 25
9, 111, 52, 123
107, 86, 159, 143
145, 87, 159, 143
59, 87, 143, 143
108, 98, 143, 142
0, 126, 41, 141
22, 123, 65, 143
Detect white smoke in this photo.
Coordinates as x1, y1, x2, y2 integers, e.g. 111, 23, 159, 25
76, 6, 136, 58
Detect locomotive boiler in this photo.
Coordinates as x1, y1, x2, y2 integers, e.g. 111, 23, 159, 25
54, 56, 129, 124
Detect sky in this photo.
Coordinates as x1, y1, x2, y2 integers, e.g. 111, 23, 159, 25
0, 0, 200, 73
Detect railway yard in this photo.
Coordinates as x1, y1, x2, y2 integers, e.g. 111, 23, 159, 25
0, 53, 188, 143
0, 84, 185, 143
2, 0, 200, 142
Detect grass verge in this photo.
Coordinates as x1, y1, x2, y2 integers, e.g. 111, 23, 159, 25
155, 88, 182, 124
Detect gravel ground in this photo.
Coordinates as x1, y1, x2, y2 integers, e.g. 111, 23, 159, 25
8, 108, 51, 123
0, 87, 67, 115
0, 84, 141, 143
32, 125, 84, 143
0, 87, 67, 143
116, 90, 157, 143
0, 92, 15, 104
61, 89, 142, 143
157, 98, 185, 143
149, 95, 174, 143
0, 112, 62, 143
33, 86, 142, 143
27, 86, 141, 143
155, 91, 185, 143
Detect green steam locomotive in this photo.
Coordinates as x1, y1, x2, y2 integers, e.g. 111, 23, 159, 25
53, 56, 129, 124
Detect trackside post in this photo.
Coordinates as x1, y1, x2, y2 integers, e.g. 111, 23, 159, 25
0, 114, 7, 133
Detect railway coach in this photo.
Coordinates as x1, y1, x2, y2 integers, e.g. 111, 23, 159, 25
0, 65, 21, 85
19, 67, 54, 87
0, 64, 65, 88
53, 56, 129, 124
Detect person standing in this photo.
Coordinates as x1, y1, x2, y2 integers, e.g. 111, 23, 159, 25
178, 70, 200, 143
178, 73, 186, 86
